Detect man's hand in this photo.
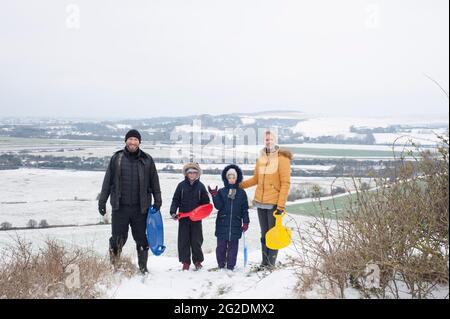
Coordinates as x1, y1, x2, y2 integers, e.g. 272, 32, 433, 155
152, 204, 161, 212
102, 212, 110, 224
171, 213, 179, 220
241, 223, 249, 232
98, 204, 107, 216
274, 208, 284, 215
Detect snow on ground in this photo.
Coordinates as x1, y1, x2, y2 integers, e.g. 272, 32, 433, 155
108, 248, 301, 299
280, 143, 429, 151
293, 116, 448, 144
241, 111, 309, 120
107, 213, 309, 299
0, 169, 237, 227
0, 168, 446, 299
240, 117, 256, 125
1, 168, 360, 228
0, 200, 311, 299
372, 131, 449, 145
0, 166, 309, 299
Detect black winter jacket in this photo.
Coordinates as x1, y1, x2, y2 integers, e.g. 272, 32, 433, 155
98, 148, 162, 214
170, 178, 210, 216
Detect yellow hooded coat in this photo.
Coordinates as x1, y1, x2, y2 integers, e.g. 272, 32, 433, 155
239, 147, 292, 210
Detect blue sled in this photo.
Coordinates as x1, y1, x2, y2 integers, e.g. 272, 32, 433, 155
146, 207, 166, 256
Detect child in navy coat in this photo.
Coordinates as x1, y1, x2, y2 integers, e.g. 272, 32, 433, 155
208, 164, 249, 270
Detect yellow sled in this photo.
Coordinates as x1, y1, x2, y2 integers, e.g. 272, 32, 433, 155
266, 211, 292, 250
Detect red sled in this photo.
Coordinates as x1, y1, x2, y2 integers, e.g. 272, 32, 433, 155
177, 203, 214, 221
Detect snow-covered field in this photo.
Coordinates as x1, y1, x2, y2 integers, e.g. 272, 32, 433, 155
0, 168, 364, 228
293, 116, 448, 145
0, 168, 447, 299
0, 167, 312, 299
0, 208, 310, 299
0, 169, 248, 227
0, 167, 349, 299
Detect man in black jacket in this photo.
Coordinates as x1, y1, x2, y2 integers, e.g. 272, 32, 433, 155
170, 163, 210, 271
98, 129, 162, 274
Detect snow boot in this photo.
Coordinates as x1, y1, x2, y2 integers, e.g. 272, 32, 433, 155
266, 249, 278, 269
182, 262, 190, 271
137, 248, 149, 274
194, 262, 203, 271
109, 247, 121, 269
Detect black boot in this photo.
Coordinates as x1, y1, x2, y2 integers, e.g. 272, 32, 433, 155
260, 238, 269, 268
109, 247, 121, 269
109, 237, 124, 269
137, 248, 149, 274
266, 249, 278, 269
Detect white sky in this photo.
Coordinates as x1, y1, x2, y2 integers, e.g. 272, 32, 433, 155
0, 0, 448, 119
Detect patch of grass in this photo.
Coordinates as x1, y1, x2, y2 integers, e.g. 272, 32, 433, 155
286, 193, 357, 219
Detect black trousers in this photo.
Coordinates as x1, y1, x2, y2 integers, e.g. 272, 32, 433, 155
257, 207, 278, 267
178, 218, 204, 264
110, 204, 148, 252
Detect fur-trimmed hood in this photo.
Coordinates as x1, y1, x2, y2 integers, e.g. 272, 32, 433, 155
278, 147, 293, 160
259, 146, 293, 160
221, 164, 243, 188
182, 162, 202, 177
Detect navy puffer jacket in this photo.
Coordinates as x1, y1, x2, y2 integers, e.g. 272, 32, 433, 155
213, 164, 250, 241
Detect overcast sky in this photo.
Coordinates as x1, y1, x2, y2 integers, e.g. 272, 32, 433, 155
0, 0, 448, 119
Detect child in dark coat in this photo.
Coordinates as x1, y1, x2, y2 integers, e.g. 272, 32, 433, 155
208, 164, 249, 271
170, 162, 210, 271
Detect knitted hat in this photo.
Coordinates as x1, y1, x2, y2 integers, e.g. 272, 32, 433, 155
226, 168, 237, 178
125, 129, 141, 143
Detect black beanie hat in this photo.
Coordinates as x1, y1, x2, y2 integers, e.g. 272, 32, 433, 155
125, 129, 141, 143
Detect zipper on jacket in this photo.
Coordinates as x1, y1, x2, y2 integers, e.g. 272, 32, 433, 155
117, 153, 123, 203
228, 198, 234, 241
261, 156, 269, 203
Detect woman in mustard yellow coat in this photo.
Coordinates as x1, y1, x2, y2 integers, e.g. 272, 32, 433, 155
239, 131, 292, 269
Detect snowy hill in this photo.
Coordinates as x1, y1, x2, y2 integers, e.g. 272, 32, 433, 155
108, 249, 301, 299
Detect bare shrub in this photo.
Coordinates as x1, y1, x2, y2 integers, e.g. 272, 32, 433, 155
294, 134, 449, 299
0, 236, 135, 299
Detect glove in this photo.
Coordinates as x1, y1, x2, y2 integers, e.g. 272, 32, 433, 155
152, 204, 161, 211
274, 209, 284, 215
98, 204, 107, 216
171, 213, 179, 220
241, 223, 249, 232
208, 186, 218, 197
